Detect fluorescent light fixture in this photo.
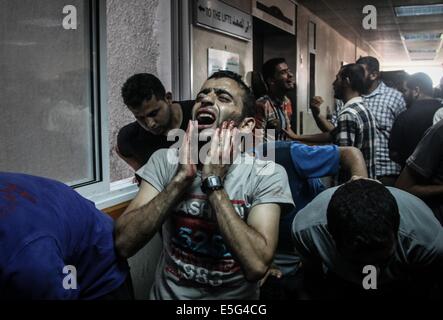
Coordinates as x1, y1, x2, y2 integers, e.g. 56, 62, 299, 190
411, 57, 434, 61
402, 33, 442, 41
395, 4, 443, 17
408, 49, 437, 53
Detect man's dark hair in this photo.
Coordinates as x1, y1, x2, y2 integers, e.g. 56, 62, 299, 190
208, 70, 256, 119
407, 72, 434, 97
262, 58, 286, 83
327, 179, 400, 255
340, 63, 366, 94
121, 73, 166, 109
356, 56, 380, 74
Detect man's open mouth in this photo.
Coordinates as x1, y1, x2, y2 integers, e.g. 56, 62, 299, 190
196, 108, 217, 128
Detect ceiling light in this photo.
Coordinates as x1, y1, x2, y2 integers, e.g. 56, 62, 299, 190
402, 33, 442, 41
395, 4, 443, 17
408, 49, 437, 53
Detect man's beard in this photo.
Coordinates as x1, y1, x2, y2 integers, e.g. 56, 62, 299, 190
363, 78, 375, 94
334, 87, 344, 100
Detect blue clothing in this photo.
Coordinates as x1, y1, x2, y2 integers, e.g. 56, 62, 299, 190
0, 173, 128, 299
271, 142, 339, 251
256, 142, 340, 275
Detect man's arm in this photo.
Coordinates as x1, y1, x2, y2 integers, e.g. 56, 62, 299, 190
115, 177, 190, 258
338, 147, 368, 178
396, 123, 443, 199
395, 166, 443, 198
313, 113, 336, 133
208, 191, 280, 282
202, 122, 283, 281
283, 129, 333, 144
254, 99, 269, 130
310, 96, 336, 133
115, 121, 198, 258
115, 145, 142, 171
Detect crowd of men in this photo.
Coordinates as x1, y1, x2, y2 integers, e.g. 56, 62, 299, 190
1, 56, 443, 300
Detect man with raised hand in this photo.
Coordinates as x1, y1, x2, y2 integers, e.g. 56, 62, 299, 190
115, 71, 294, 300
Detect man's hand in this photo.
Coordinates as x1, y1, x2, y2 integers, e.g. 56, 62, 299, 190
259, 264, 283, 287
177, 120, 198, 181
283, 110, 299, 140
202, 121, 238, 180
309, 96, 324, 117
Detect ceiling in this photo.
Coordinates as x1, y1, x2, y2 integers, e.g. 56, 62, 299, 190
297, 0, 443, 66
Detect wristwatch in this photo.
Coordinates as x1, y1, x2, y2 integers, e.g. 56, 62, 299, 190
201, 175, 223, 194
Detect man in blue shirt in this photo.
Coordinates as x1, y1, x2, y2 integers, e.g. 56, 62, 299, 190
0, 173, 131, 299
258, 142, 367, 299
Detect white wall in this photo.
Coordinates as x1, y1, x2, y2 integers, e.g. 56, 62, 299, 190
107, 0, 172, 182
296, 4, 368, 135
191, 26, 253, 97
106, 0, 170, 299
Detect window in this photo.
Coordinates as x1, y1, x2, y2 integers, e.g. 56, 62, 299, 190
0, 0, 104, 188
1, 0, 178, 208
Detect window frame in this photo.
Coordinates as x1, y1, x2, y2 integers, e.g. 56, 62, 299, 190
75, 0, 110, 200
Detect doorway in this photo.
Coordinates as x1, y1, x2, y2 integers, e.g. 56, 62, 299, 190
252, 16, 298, 129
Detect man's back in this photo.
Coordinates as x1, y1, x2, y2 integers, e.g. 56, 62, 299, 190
0, 173, 128, 299
331, 97, 377, 179
390, 99, 443, 167
363, 81, 406, 177
292, 186, 443, 287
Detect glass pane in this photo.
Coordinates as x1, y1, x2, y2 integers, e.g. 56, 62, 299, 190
0, 0, 96, 186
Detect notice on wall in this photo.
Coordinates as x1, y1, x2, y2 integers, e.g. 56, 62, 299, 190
207, 48, 240, 77
195, 0, 252, 41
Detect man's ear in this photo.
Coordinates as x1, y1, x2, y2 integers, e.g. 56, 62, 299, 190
165, 92, 173, 104
369, 71, 379, 81
412, 86, 420, 98
239, 117, 255, 133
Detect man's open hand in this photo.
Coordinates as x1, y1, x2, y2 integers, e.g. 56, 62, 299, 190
177, 120, 198, 181
202, 121, 238, 180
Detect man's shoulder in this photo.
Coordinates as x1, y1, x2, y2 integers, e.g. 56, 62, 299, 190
256, 95, 272, 106
177, 100, 195, 125
118, 121, 149, 140
388, 187, 443, 245
379, 83, 405, 104
338, 102, 363, 119
293, 187, 337, 232
148, 148, 177, 164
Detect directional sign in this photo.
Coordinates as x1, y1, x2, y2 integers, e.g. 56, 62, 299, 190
194, 0, 252, 41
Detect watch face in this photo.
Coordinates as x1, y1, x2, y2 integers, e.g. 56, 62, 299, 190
208, 176, 221, 186
202, 175, 223, 193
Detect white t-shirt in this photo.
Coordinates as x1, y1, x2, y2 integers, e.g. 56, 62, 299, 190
137, 149, 294, 299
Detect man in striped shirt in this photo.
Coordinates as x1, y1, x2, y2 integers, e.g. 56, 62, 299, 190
307, 57, 406, 185
355, 56, 406, 185
284, 64, 377, 181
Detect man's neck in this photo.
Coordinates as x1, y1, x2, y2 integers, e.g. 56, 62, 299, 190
343, 92, 360, 104
269, 89, 286, 101
166, 102, 183, 133
366, 80, 380, 95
